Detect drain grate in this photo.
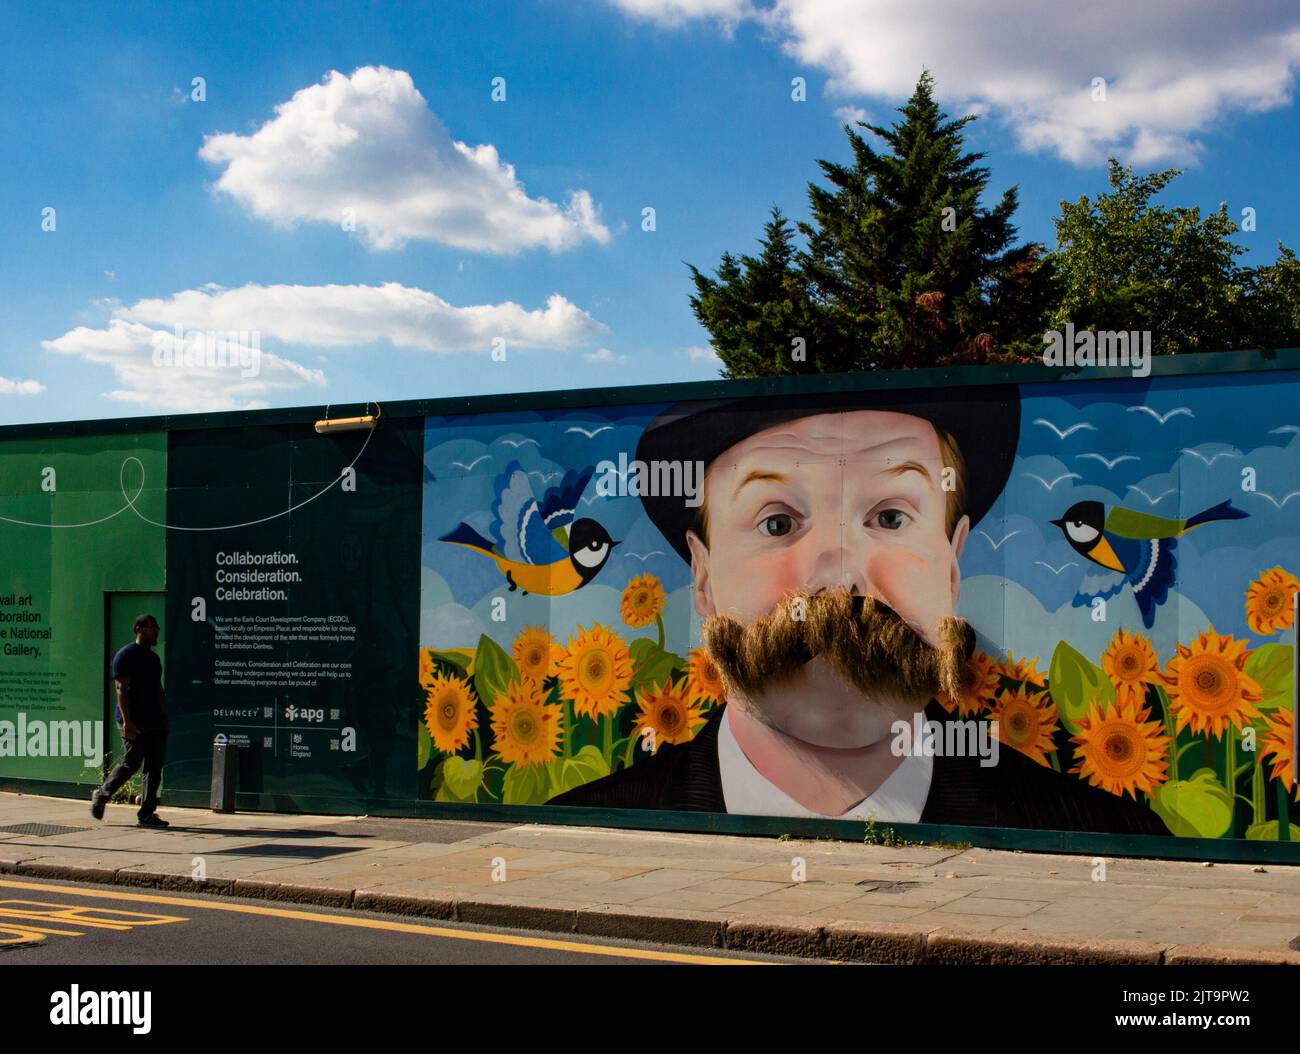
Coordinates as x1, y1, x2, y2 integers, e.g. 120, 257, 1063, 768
0, 823, 90, 838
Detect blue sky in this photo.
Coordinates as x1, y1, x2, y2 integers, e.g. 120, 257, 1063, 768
4, 0, 1299, 423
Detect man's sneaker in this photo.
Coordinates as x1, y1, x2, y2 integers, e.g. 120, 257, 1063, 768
136, 813, 170, 829
90, 794, 107, 821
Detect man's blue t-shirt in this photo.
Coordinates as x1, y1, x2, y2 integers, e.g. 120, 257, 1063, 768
111, 642, 166, 731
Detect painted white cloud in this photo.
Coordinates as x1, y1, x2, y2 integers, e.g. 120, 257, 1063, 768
42, 320, 324, 413
0, 377, 44, 396
609, 0, 1300, 164
118, 283, 608, 353
199, 65, 610, 252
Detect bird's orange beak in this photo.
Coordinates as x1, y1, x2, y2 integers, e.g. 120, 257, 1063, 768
1089, 534, 1126, 572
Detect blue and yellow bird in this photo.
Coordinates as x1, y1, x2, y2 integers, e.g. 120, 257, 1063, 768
1050, 498, 1248, 628
440, 461, 616, 596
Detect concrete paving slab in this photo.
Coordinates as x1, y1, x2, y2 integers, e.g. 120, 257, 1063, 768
5, 790, 1299, 965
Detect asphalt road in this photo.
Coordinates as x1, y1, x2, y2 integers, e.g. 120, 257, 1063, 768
0, 877, 820, 966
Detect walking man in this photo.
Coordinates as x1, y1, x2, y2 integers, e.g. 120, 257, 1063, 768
91, 614, 170, 828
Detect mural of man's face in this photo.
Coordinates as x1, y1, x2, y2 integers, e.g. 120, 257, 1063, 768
686, 410, 970, 747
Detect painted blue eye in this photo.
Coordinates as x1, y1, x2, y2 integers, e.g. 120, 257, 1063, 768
875, 509, 908, 530
759, 514, 794, 537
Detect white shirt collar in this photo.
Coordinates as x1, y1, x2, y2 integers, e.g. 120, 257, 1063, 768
716, 704, 933, 821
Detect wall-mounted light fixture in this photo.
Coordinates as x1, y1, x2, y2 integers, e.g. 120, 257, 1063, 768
314, 403, 380, 434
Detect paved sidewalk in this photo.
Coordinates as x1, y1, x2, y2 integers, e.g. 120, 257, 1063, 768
1, 791, 1298, 964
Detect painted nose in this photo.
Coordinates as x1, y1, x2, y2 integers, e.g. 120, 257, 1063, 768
801, 528, 871, 597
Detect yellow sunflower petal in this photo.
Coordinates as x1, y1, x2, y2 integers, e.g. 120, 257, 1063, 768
423, 671, 478, 754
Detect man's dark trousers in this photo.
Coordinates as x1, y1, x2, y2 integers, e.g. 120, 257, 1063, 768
96, 728, 167, 819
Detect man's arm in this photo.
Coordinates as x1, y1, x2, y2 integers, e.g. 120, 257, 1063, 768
115, 676, 138, 739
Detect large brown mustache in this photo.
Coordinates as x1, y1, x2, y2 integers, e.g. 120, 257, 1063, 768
701, 591, 974, 702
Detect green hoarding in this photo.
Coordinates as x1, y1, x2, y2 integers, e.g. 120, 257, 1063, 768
0, 433, 166, 784
1, 350, 1299, 864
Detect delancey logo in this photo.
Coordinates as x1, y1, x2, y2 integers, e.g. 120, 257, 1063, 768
50, 986, 151, 1035
0, 714, 102, 767
890, 714, 1000, 768
594, 453, 704, 507
1042, 324, 1151, 378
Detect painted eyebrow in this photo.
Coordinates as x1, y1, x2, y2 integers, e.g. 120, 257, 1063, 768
733, 469, 788, 497
881, 460, 932, 482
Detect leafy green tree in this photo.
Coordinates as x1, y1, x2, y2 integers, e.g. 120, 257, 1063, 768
1052, 161, 1242, 354
689, 72, 1056, 376
686, 207, 829, 377
1241, 245, 1300, 350
1051, 160, 1300, 354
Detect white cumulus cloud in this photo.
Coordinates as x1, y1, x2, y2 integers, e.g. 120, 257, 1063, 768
608, 0, 750, 26
832, 105, 870, 127
117, 283, 608, 353
683, 344, 722, 364
608, 0, 1300, 164
42, 319, 324, 413
582, 347, 628, 363
43, 282, 608, 411
0, 377, 44, 396
199, 66, 611, 252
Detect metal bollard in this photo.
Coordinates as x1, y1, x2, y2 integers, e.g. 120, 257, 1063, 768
210, 740, 237, 813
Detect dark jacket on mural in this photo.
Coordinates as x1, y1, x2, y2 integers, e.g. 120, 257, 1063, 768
549, 701, 1169, 836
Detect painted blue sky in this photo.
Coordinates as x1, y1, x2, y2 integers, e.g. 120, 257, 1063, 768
964, 371, 1300, 657
4, 0, 1300, 424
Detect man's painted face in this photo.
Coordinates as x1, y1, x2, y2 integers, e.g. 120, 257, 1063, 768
688, 410, 969, 660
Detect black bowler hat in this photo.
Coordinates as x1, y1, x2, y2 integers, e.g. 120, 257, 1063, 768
635, 382, 1021, 564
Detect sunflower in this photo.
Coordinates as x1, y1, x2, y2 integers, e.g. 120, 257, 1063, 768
633, 678, 705, 753
1260, 709, 1297, 800
423, 671, 478, 754
935, 649, 1000, 716
620, 573, 665, 629
1162, 630, 1263, 739
1101, 628, 1161, 707
1070, 697, 1169, 799
556, 624, 633, 721
512, 625, 558, 681
490, 677, 562, 768
1245, 566, 1299, 637
998, 650, 1047, 694
684, 647, 725, 705
418, 647, 438, 687
988, 688, 1060, 767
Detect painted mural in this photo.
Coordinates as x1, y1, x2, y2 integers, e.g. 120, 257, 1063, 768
418, 372, 1299, 841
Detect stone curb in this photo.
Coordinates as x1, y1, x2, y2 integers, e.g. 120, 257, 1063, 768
2, 856, 1296, 965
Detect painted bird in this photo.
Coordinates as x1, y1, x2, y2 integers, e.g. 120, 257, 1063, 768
440, 461, 617, 596
1050, 498, 1248, 628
